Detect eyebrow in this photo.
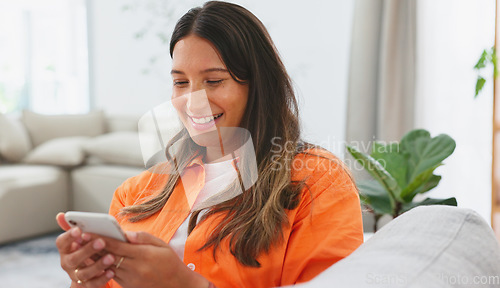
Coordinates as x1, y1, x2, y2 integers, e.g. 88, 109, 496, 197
170, 68, 229, 75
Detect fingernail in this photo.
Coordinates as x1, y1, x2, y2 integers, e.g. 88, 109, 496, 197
105, 269, 115, 279
70, 228, 80, 237
93, 239, 105, 250
103, 254, 114, 265
81, 233, 91, 242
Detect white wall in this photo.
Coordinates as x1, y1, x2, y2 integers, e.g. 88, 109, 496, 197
87, 0, 355, 153
415, 0, 494, 223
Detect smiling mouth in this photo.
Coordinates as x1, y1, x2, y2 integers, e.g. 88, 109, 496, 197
189, 113, 223, 124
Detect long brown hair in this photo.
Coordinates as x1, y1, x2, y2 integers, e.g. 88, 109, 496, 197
121, 1, 308, 267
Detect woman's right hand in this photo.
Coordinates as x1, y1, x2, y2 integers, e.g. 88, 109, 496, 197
55, 212, 116, 288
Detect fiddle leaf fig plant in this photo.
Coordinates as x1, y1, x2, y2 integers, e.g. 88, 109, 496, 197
347, 129, 457, 231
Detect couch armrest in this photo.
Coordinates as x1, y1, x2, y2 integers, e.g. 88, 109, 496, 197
295, 205, 500, 288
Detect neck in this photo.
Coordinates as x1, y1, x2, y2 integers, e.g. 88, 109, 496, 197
205, 146, 233, 163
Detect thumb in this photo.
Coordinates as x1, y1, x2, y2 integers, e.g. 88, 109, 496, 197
56, 212, 71, 231
126, 231, 168, 247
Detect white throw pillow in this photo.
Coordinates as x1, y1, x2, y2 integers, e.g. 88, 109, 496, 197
0, 113, 32, 162
23, 137, 88, 167
22, 110, 106, 147
83, 132, 143, 167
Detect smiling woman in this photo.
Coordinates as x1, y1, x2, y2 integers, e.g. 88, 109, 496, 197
55, 2, 364, 288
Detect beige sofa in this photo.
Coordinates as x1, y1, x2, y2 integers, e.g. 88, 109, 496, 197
0, 111, 144, 244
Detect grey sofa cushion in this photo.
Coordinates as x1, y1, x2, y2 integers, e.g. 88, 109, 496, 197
0, 114, 32, 162
0, 165, 68, 243
296, 206, 500, 288
22, 110, 105, 147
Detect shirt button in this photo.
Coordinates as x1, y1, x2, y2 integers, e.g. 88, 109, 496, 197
187, 263, 195, 271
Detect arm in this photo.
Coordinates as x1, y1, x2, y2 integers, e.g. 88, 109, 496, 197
102, 172, 210, 288
281, 158, 364, 284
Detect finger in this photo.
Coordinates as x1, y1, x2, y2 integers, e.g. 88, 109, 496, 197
126, 231, 168, 247
70, 241, 81, 253
98, 236, 137, 259
74, 268, 115, 288
56, 228, 83, 253
76, 253, 116, 283
63, 238, 107, 270
75, 232, 113, 262
56, 212, 71, 231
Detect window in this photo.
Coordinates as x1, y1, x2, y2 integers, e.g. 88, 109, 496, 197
0, 0, 88, 114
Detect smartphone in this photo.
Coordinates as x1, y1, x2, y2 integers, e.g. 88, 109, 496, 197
65, 211, 127, 242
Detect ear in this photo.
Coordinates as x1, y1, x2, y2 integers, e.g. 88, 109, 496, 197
56, 212, 71, 231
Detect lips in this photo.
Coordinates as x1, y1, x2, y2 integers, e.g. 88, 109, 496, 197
187, 113, 223, 131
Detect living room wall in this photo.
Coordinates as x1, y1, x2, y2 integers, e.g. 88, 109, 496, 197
86, 0, 355, 155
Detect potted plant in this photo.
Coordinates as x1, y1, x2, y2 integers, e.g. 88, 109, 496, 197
347, 129, 457, 231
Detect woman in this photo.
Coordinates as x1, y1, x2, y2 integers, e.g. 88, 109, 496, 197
56, 1, 363, 287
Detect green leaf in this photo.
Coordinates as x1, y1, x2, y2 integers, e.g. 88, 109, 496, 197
475, 76, 486, 98
371, 142, 407, 192
492, 46, 498, 78
357, 180, 393, 215
401, 165, 439, 201
412, 174, 441, 195
401, 197, 457, 214
346, 145, 401, 206
400, 130, 456, 199
474, 49, 488, 69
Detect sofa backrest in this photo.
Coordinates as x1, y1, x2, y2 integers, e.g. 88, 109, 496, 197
105, 115, 140, 133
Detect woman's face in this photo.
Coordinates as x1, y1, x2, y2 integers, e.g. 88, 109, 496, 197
171, 34, 249, 148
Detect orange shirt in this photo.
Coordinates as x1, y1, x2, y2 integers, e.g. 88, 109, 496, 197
106, 149, 363, 288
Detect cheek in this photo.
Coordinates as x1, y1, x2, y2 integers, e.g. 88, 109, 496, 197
171, 94, 187, 113
234, 88, 249, 114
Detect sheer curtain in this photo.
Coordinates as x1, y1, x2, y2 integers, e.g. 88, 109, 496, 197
346, 0, 417, 146
0, 0, 88, 114
346, 0, 418, 231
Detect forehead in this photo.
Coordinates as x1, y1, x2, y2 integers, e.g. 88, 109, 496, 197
172, 35, 226, 71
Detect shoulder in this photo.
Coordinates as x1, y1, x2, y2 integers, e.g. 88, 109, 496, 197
115, 168, 170, 204
291, 147, 358, 202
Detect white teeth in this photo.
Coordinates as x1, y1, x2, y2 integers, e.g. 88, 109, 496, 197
191, 113, 222, 124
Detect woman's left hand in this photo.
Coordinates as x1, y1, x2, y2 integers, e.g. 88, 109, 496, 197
101, 231, 209, 288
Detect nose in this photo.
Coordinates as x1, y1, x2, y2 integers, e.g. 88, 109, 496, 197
186, 89, 211, 116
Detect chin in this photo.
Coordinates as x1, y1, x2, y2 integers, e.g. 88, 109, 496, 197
187, 129, 223, 148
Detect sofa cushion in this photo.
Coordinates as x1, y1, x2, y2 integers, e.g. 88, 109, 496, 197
22, 110, 105, 147
71, 165, 144, 213
0, 165, 68, 244
0, 113, 32, 162
23, 137, 88, 167
83, 131, 143, 167
296, 205, 500, 288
